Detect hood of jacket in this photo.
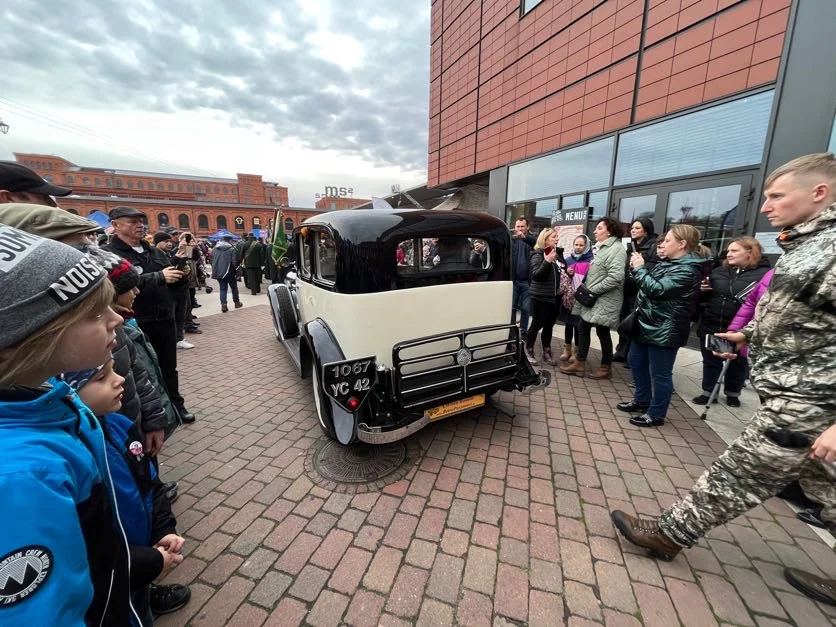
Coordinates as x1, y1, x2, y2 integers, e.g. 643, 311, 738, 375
0, 381, 81, 430
214, 240, 233, 250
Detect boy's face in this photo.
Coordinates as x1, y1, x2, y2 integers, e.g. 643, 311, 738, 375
78, 360, 125, 416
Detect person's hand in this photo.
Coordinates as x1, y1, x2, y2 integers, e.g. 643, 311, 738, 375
544, 249, 557, 263
629, 252, 645, 269
712, 331, 747, 359
144, 430, 165, 456
809, 424, 836, 464
162, 267, 185, 284
432, 255, 441, 266
566, 267, 574, 276
700, 277, 712, 291
156, 546, 184, 577
155, 534, 185, 554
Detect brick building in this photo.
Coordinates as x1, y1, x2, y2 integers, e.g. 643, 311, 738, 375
429, 0, 836, 247
314, 195, 372, 210
14, 152, 319, 236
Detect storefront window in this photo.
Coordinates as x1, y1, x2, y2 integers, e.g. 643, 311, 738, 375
587, 191, 609, 221
507, 137, 614, 203
615, 90, 773, 186
561, 195, 584, 210
522, 0, 544, 14
828, 111, 836, 153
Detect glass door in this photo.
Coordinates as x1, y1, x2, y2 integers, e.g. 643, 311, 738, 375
614, 193, 660, 236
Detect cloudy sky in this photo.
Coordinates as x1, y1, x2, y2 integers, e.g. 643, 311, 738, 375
0, 0, 430, 206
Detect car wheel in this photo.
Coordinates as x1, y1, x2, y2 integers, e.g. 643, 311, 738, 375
312, 364, 337, 440
275, 285, 299, 338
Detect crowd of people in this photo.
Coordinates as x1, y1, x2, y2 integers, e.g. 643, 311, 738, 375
0, 150, 834, 623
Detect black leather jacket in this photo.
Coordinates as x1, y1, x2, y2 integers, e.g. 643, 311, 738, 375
697, 258, 771, 335
104, 237, 177, 323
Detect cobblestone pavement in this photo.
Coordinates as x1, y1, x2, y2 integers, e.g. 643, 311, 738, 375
156, 304, 835, 626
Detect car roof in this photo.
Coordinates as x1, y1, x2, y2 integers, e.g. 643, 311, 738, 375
300, 209, 508, 244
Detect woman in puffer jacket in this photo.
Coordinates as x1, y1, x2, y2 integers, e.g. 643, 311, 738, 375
693, 237, 771, 408
560, 217, 626, 379
525, 228, 563, 365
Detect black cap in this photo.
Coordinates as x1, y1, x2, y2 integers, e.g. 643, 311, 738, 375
108, 206, 146, 220
152, 232, 172, 244
0, 161, 72, 197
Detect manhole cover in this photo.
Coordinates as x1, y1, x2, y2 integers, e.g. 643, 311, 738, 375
305, 438, 421, 493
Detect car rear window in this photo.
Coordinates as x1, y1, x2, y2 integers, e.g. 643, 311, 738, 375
396, 237, 490, 274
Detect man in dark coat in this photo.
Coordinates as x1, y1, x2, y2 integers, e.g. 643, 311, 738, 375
240, 233, 266, 295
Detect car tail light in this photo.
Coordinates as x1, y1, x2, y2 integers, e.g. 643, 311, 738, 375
346, 396, 361, 411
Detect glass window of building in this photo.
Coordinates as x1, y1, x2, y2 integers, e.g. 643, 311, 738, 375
95, 178, 101, 186
82, 177, 90, 185
116, 180, 123, 188
561, 195, 585, 210
507, 136, 614, 203
665, 184, 742, 253
178, 213, 190, 229
66, 175, 74, 185
214, 185, 220, 193
177, 184, 183, 192
615, 90, 774, 186
158, 213, 169, 228
137, 181, 144, 189
217, 215, 228, 230
522, 0, 544, 14
587, 190, 609, 222
828, 111, 836, 153
284, 218, 294, 231
127, 181, 134, 189
198, 214, 209, 230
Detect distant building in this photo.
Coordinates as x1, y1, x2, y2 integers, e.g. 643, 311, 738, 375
14, 152, 318, 236
314, 195, 372, 210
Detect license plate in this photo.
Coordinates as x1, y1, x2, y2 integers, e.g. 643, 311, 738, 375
322, 357, 376, 412
425, 394, 486, 422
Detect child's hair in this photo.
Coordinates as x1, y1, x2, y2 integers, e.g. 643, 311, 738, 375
0, 280, 115, 385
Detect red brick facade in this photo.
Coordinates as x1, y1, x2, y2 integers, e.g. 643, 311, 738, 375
314, 196, 372, 210
428, 0, 790, 186
13, 153, 319, 236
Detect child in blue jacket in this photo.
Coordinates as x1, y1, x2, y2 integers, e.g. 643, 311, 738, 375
62, 359, 191, 624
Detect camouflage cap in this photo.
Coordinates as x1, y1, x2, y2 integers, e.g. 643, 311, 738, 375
0, 203, 101, 241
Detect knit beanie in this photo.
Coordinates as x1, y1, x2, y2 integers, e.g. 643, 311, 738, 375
106, 257, 140, 295
153, 232, 172, 245
0, 224, 106, 350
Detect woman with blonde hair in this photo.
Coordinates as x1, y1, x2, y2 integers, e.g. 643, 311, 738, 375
0, 226, 134, 623
693, 236, 771, 407
616, 224, 710, 427
525, 227, 564, 364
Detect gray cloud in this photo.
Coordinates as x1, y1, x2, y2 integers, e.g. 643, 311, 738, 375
1, 0, 430, 172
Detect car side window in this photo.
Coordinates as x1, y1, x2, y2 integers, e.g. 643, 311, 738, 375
316, 231, 337, 283
298, 233, 311, 279
398, 236, 490, 273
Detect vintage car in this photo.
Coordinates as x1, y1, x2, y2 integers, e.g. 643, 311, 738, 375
268, 209, 551, 445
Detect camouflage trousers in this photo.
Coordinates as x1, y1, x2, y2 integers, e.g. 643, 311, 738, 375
659, 397, 836, 548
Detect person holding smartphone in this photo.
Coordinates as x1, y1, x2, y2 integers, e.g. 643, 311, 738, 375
525, 228, 562, 364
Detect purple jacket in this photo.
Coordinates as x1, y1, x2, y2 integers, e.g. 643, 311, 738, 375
728, 269, 775, 356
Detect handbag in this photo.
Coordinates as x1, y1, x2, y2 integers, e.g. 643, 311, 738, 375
573, 280, 598, 308
618, 295, 642, 337
559, 268, 575, 311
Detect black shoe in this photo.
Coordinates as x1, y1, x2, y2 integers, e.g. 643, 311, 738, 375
617, 399, 649, 413
164, 481, 179, 503
150, 583, 191, 615
178, 409, 196, 424
234, 301, 243, 309
784, 568, 836, 606
630, 413, 664, 427
726, 396, 741, 407
192, 302, 201, 308
776, 480, 821, 509
796, 509, 835, 531
185, 326, 203, 334
692, 394, 718, 405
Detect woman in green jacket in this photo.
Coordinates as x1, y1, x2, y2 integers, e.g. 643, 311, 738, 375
560, 217, 626, 379
617, 224, 708, 427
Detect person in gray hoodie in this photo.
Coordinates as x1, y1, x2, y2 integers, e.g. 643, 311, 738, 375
210, 235, 242, 312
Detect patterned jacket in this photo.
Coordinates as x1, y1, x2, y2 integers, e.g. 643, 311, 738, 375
743, 203, 836, 406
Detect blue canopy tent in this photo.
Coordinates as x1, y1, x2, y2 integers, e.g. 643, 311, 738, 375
207, 229, 241, 242
86, 210, 111, 229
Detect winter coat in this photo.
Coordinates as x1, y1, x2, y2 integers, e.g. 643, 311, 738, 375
241, 239, 266, 269
512, 233, 536, 282
104, 236, 177, 323
727, 269, 775, 357
742, 203, 836, 405
697, 258, 772, 335
631, 253, 708, 348
111, 326, 167, 438
572, 236, 627, 329
211, 240, 239, 280
0, 382, 133, 625
101, 412, 177, 588
624, 234, 660, 300
529, 249, 561, 302
124, 319, 181, 437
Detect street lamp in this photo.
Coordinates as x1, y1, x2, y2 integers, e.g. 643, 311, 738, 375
0, 118, 9, 135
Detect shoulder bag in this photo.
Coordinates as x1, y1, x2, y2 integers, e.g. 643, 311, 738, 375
573, 278, 598, 308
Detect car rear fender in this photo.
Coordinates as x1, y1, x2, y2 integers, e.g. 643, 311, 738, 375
305, 318, 356, 444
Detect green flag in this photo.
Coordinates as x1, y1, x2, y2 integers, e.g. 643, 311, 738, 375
271, 209, 288, 265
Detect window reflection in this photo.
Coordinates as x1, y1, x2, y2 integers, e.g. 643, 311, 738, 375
664, 184, 741, 253
616, 91, 773, 186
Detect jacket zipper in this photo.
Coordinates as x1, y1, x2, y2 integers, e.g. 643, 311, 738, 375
98, 570, 114, 627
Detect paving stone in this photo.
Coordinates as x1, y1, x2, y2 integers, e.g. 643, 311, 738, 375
249, 571, 292, 609
561, 538, 595, 585
633, 582, 678, 627
344, 590, 386, 627
595, 561, 637, 613
494, 562, 529, 622
529, 589, 565, 627
329, 547, 373, 595
416, 599, 455, 627
725, 565, 787, 618
456, 589, 493, 626
191, 575, 254, 626
463, 545, 498, 595
698, 571, 756, 626
426, 553, 464, 604
307, 590, 350, 627
775, 591, 831, 627
665, 577, 718, 627
238, 547, 278, 579
405, 538, 438, 569
564, 580, 602, 621
386, 564, 430, 618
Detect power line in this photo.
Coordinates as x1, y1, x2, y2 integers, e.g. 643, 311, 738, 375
0, 97, 223, 177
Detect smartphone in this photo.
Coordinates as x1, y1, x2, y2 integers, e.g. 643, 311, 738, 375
172, 257, 189, 270
544, 246, 553, 256
705, 334, 736, 354
629, 241, 637, 254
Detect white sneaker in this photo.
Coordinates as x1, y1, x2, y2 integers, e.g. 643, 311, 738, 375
176, 340, 195, 350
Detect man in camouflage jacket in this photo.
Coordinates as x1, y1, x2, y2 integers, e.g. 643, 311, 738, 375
611, 153, 836, 565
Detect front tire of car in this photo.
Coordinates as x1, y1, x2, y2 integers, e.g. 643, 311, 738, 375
312, 364, 338, 441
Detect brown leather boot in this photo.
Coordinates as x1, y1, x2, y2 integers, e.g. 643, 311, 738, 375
559, 358, 586, 376
611, 511, 682, 561
588, 364, 611, 380
558, 344, 572, 361
568, 346, 578, 364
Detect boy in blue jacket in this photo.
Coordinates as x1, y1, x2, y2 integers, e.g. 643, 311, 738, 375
62, 360, 191, 624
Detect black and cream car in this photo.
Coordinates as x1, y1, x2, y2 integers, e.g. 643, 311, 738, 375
268, 209, 550, 445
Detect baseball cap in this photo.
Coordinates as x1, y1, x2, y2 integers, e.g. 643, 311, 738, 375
0, 203, 100, 241
108, 206, 146, 220
0, 224, 107, 350
0, 161, 72, 197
